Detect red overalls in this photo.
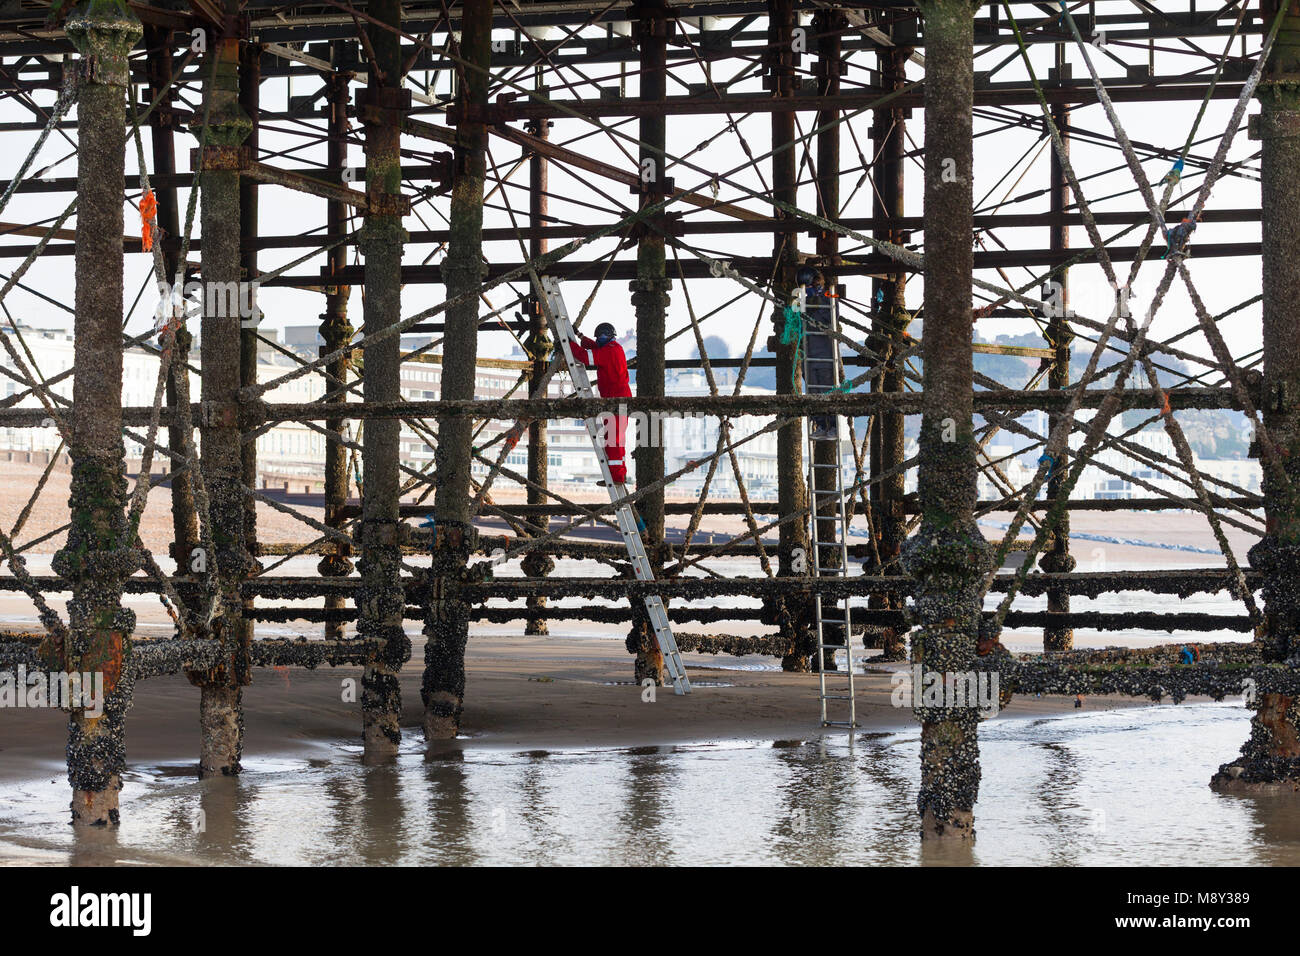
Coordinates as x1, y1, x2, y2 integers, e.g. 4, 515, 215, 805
571, 335, 631, 483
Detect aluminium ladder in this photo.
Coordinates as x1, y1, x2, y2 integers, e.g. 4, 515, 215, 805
537, 275, 691, 695
799, 288, 856, 729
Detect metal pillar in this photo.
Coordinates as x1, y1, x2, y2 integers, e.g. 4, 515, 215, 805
868, 37, 912, 663
357, 0, 410, 753
1040, 101, 1075, 651
1214, 0, 1300, 792
237, 37, 263, 685
627, 0, 671, 684
318, 50, 355, 644
144, 24, 199, 600
425, 0, 490, 739
769, 0, 813, 673
901, 0, 989, 840
522, 91, 554, 636
239, 39, 260, 558
45, 0, 142, 826
192, 1, 254, 779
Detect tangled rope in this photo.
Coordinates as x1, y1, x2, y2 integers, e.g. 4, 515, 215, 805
780, 304, 804, 389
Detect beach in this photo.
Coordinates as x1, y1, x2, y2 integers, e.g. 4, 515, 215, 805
0, 465, 1281, 865
7, 628, 1271, 868
0, 629, 1158, 779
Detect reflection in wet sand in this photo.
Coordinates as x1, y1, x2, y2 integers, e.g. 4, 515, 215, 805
2, 703, 1299, 866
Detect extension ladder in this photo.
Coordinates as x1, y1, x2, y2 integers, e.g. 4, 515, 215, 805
536, 275, 691, 695
799, 287, 856, 729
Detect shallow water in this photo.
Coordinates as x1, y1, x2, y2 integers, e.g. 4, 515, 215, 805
2, 702, 1298, 866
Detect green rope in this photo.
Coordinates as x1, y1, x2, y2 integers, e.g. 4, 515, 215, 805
780, 304, 804, 390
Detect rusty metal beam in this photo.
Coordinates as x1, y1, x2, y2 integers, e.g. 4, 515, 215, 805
0, 384, 1254, 427
241, 158, 372, 210
494, 122, 769, 222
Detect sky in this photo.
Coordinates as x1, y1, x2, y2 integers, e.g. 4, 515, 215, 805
0, 3, 1266, 398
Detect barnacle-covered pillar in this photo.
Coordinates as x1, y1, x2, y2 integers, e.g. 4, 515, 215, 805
425, 0, 490, 739
1214, 0, 1300, 792
319, 50, 354, 644
627, 0, 671, 684
867, 36, 912, 662
1040, 102, 1075, 652
46, 0, 142, 826
767, 0, 813, 672
522, 98, 554, 636
900, 0, 990, 839
190, 0, 254, 778
357, 0, 410, 753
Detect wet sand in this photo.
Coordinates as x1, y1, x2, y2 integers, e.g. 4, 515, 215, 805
0, 457, 1263, 570
0, 629, 1157, 789
0, 478, 1256, 800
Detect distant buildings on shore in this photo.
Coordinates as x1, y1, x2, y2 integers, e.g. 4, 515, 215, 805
0, 325, 1262, 506
967, 410, 1261, 504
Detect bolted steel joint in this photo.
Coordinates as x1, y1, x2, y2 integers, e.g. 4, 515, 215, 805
1250, 107, 1300, 140
366, 191, 412, 217
200, 400, 239, 429
194, 144, 251, 172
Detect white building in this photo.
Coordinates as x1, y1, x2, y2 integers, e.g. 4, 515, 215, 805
658, 368, 781, 499
972, 412, 1262, 504
0, 326, 202, 463
0, 326, 328, 488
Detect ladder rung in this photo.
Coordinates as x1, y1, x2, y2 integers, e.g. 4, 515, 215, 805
545, 276, 689, 695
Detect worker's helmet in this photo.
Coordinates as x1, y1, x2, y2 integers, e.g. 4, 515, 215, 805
795, 264, 820, 287
594, 322, 617, 345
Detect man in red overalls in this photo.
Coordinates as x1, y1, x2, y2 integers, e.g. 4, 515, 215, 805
569, 322, 632, 484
